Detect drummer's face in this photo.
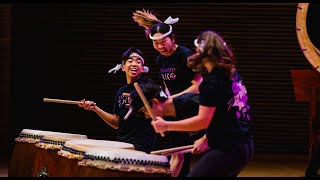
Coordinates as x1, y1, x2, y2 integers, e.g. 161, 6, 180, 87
141, 99, 163, 119
122, 57, 143, 79
140, 107, 150, 119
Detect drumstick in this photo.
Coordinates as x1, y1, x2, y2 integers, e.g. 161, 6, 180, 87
162, 81, 171, 97
150, 145, 194, 155
133, 82, 165, 137
122, 93, 131, 97
43, 98, 96, 106
43, 98, 80, 104
163, 149, 192, 156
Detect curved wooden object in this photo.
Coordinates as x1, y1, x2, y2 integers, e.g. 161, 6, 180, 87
296, 3, 320, 73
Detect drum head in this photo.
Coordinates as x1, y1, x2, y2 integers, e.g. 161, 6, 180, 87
35, 133, 88, 150
58, 139, 135, 160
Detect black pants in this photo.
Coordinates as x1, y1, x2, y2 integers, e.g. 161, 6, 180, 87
188, 138, 254, 177
305, 135, 320, 177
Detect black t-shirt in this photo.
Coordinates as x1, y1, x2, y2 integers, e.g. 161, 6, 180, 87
199, 68, 252, 150
168, 93, 206, 177
156, 45, 195, 95
174, 93, 206, 142
112, 77, 157, 153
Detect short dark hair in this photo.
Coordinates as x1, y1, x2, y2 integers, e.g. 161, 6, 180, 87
131, 77, 168, 112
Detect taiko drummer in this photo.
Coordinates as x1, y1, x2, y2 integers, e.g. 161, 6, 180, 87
78, 47, 157, 154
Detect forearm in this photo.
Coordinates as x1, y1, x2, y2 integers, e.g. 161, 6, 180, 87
166, 115, 207, 132
170, 74, 202, 98
93, 106, 119, 129
170, 84, 199, 98
152, 106, 214, 134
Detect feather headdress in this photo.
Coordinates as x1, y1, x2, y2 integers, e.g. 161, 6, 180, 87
132, 9, 162, 30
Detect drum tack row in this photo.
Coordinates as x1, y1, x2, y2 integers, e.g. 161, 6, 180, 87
9, 129, 171, 177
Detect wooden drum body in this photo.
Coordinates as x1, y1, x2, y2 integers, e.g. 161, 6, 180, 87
9, 129, 67, 177
55, 139, 135, 177
77, 148, 171, 177
32, 132, 88, 177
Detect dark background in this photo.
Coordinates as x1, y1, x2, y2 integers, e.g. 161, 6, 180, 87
1, 3, 319, 162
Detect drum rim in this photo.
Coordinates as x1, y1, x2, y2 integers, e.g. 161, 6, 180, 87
78, 148, 170, 175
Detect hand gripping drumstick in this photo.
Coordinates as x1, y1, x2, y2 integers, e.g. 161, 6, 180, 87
150, 145, 194, 155
133, 82, 165, 137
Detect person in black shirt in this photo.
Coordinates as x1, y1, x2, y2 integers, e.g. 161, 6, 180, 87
131, 79, 205, 177
132, 9, 203, 177
151, 30, 254, 177
132, 9, 202, 98
78, 47, 157, 154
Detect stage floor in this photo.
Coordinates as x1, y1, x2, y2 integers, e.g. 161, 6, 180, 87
2, 152, 310, 177
190, 152, 309, 177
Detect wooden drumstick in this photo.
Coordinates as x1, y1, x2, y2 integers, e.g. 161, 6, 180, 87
150, 145, 194, 155
43, 98, 96, 106
122, 93, 131, 97
163, 149, 192, 156
43, 98, 80, 104
133, 82, 165, 137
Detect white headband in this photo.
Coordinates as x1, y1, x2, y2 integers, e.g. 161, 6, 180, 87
108, 64, 149, 74
108, 52, 149, 74
194, 38, 228, 53
159, 89, 168, 98
148, 16, 179, 41
194, 39, 205, 53
129, 53, 144, 64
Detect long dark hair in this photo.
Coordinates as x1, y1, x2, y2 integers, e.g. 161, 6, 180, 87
131, 78, 168, 111
188, 30, 236, 77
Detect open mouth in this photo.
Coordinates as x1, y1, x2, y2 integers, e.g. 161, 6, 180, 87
129, 67, 140, 75
130, 67, 138, 72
